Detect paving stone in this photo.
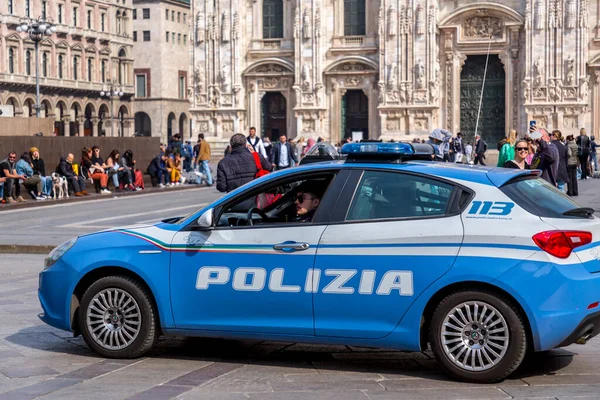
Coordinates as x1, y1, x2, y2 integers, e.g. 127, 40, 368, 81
269, 380, 384, 392
248, 391, 370, 400
126, 385, 192, 400
502, 384, 600, 398
57, 360, 138, 380
365, 388, 510, 400
0, 349, 24, 359
522, 373, 600, 386
166, 362, 244, 387
0, 300, 24, 306
0, 378, 81, 400
0, 365, 59, 379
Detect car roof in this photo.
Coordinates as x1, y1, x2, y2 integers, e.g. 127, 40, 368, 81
287, 160, 541, 187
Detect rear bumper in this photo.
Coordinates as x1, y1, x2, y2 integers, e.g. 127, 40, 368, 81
558, 310, 600, 347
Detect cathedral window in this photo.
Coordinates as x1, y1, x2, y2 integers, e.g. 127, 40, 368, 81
263, 0, 283, 39
344, 0, 365, 36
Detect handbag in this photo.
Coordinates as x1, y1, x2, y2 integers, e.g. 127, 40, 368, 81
252, 152, 270, 179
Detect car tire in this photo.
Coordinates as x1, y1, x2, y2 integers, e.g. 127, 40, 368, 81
79, 275, 158, 358
429, 290, 527, 383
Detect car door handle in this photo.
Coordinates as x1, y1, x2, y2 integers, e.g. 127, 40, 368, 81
273, 242, 310, 252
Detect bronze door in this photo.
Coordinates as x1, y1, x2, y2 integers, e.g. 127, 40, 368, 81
261, 92, 287, 141
460, 55, 505, 145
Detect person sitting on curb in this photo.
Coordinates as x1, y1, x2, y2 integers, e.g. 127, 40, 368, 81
30, 147, 52, 198
1, 152, 28, 203
148, 152, 169, 187
57, 153, 89, 197
16, 153, 44, 200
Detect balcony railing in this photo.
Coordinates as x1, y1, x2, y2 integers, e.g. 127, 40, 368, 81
344, 36, 364, 46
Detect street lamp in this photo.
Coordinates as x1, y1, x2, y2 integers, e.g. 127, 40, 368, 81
16, 2, 56, 118
100, 80, 125, 137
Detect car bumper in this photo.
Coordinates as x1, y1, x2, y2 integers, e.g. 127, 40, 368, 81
38, 258, 80, 332
558, 310, 600, 347
495, 257, 600, 351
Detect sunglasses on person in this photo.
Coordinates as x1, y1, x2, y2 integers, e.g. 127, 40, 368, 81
515, 147, 529, 152
296, 194, 315, 203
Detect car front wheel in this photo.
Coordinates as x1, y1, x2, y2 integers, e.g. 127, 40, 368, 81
79, 275, 158, 358
429, 290, 527, 383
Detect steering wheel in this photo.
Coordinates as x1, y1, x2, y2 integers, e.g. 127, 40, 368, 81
246, 207, 269, 226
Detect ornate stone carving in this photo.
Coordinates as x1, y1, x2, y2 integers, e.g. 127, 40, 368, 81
387, 63, 397, 89
209, 86, 221, 107
534, 0, 544, 30
232, 12, 239, 40
533, 87, 547, 99
196, 12, 204, 43
218, 68, 230, 92
341, 75, 363, 87
556, 79, 563, 101
222, 121, 234, 133
199, 121, 209, 131
303, 8, 311, 40
414, 118, 428, 131
462, 16, 502, 38
399, 6, 406, 34
565, 0, 576, 29
566, 55, 575, 85
415, 59, 425, 89
594, 70, 600, 84
548, 0, 556, 28
522, 79, 531, 101
534, 57, 544, 86
302, 93, 315, 103
563, 116, 578, 129
315, 7, 321, 37
263, 77, 280, 88
377, 81, 385, 104
386, 119, 400, 130
525, 1, 531, 30
232, 85, 241, 105
579, 75, 590, 102
406, 6, 413, 34
548, 79, 558, 101
221, 11, 230, 42
428, 5, 437, 34
255, 64, 287, 73
556, 0, 563, 28
293, 7, 300, 38
563, 86, 577, 98
429, 80, 439, 103
388, 5, 397, 38
302, 64, 311, 91
415, 4, 424, 36
434, 59, 440, 81
302, 119, 316, 132
580, 0, 589, 28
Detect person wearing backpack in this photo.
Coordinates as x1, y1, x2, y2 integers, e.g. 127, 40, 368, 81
216, 133, 272, 193
576, 128, 591, 180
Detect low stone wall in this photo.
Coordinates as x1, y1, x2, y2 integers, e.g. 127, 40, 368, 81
0, 136, 161, 174
0, 117, 55, 137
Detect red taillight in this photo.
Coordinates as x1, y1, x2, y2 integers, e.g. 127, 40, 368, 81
532, 231, 592, 259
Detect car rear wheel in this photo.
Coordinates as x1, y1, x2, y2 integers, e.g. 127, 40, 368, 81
429, 290, 527, 383
79, 276, 158, 358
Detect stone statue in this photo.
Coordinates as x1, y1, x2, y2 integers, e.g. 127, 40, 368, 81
433, 59, 441, 81
232, 12, 239, 40
556, 78, 563, 101
415, 4, 424, 35
565, 0, 576, 29
534, 57, 544, 85
302, 64, 311, 91
566, 55, 575, 85
416, 59, 425, 89
522, 79, 531, 101
196, 12, 204, 43
534, 0, 544, 30
580, 76, 590, 102
218, 68, 230, 92
429, 80, 439, 103
387, 63, 397, 90
303, 8, 311, 40
221, 11, 230, 42
315, 7, 321, 37
548, 79, 557, 101
387, 5, 397, 37
377, 81, 385, 104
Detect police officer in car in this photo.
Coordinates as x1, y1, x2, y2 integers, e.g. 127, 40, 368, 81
294, 181, 326, 222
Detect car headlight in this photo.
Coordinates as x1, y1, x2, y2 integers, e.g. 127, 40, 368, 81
44, 237, 78, 270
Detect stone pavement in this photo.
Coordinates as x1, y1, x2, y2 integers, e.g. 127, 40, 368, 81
1, 255, 600, 399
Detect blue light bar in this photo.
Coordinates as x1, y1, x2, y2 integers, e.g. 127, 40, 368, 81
340, 142, 415, 155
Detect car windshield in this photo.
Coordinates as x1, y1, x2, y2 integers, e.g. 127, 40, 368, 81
304, 142, 341, 158
500, 176, 586, 219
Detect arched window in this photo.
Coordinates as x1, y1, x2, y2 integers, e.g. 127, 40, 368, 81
73, 56, 79, 80
8, 48, 14, 74
344, 0, 366, 36
87, 58, 93, 81
58, 54, 64, 79
42, 53, 48, 77
118, 48, 126, 84
101, 60, 106, 82
263, 0, 283, 39
25, 50, 31, 75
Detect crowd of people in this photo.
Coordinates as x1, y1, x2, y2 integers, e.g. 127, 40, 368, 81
0, 146, 144, 203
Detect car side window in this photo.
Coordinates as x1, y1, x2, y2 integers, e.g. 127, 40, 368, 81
346, 170, 454, 221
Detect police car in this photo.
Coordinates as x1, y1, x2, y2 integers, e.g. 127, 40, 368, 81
38, 142, 600, 383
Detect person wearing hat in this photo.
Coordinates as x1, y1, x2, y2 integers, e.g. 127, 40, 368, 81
29, 147, 52, 198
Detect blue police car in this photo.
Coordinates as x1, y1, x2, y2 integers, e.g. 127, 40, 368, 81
38, 142, 600, 383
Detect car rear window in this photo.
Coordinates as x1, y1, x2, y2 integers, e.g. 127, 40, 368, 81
500, 176, 584, 218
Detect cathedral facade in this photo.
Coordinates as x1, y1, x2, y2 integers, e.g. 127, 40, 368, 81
188, 0, 599, 145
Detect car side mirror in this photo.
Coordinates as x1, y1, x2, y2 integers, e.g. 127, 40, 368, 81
197, 208, 213, 229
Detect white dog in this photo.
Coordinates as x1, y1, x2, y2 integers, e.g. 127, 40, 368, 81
51, 173, 69, 199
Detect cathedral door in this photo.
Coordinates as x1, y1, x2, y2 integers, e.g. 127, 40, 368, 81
342, 90, 369, 141
261, 92, 287, 141
460, 54, 505, 144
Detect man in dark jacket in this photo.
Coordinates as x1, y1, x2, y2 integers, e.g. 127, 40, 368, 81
576, 128, 591, 180
531, 130, 558, 187
147, 153, 168, 187
473, 134, 487, 165
217, 133, 271, 193
551, 130, 569, 192
271, 134, 297, 170
57, 153, 88, 196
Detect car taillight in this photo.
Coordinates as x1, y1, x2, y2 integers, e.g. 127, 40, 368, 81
532, 231, 592, 259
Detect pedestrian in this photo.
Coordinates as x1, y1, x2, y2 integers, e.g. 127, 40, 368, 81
246, 127, 268, 159
550, 130, 569, 192
452, 132, 464, 163
271, 134, 297, 170
576, 128, 591, 180
473, 134, 487, 165
503, 139, 529, 169
216, 133, 271, 193
591, 136, 598, 173
530, 129, 558, 187
195, 133, 213, 186
566, 135, 579, 196
497, 129, 517, 167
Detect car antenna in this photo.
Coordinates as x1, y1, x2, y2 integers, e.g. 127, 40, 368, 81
474, 33, 493, 140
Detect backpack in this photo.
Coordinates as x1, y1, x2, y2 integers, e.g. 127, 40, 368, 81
252, 152, 270, 178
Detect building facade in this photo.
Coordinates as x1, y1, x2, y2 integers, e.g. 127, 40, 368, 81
188, 0, 600, 145
0, 0, 135, 137
132, 0, 191, 143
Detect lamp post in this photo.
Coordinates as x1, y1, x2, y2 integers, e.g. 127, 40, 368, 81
16, 2, 56, 118
100, 80, 124, 136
